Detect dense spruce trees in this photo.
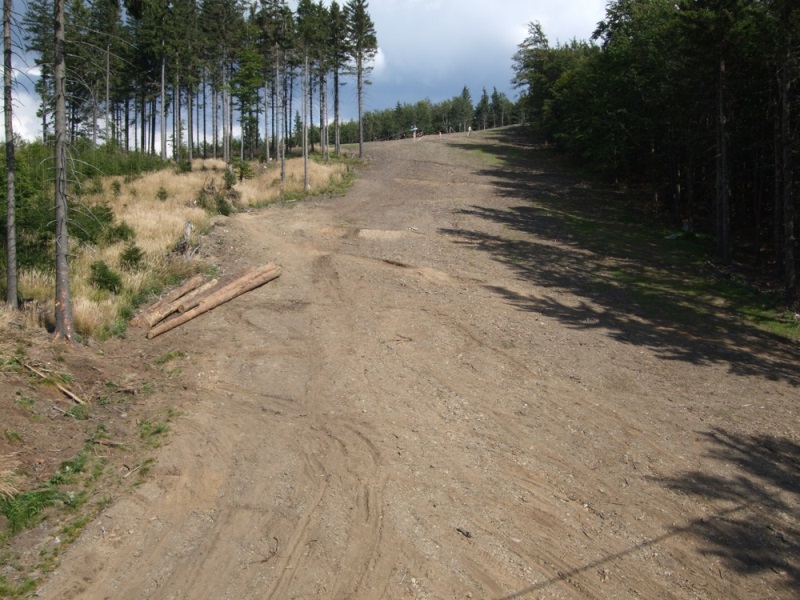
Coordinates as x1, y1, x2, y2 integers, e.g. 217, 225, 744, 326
18, 0, 381, 163
512, 0, 799, 304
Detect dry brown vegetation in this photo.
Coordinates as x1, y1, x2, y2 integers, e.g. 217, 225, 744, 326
0, 456, 19, 500
14, 157, 349, 338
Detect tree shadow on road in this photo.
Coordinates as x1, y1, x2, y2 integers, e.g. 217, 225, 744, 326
652, 428, 800, 592
441, 133, 800, 385
495, 428, 800, 599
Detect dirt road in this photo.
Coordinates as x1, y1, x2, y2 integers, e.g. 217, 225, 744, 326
36, 131, 799, 599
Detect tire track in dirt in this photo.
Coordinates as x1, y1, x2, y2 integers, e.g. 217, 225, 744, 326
301, 250, 402, 599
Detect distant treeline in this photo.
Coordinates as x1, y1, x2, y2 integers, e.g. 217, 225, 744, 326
351, 86, 519, 142
511, 0, 799, 302
284, 84, 518, 147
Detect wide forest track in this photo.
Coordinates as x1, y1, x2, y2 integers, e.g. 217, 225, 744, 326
34, 132, 800, 600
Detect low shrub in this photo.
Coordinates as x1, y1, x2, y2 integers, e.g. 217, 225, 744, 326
119, 242, 146, 271
89, 261, 123, 294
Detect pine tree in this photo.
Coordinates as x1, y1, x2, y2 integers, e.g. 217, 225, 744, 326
328, 0, 348, 155
201, 0, 243, 162
22, 0, 54, 141
475, 88, 490, 130
344, 0, 376, 159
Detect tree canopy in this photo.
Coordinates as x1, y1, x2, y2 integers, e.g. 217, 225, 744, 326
512, 0, 800, 303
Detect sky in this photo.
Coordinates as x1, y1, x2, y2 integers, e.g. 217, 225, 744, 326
4, 0, 609, 142
356, 0, 608, 117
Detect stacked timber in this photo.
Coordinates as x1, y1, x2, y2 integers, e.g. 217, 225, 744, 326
133, 263, 282, 339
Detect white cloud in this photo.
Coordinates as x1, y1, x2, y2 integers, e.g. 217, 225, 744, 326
363, 0, 607, 112
0, 89, 41, 143
371, 47, 387, 76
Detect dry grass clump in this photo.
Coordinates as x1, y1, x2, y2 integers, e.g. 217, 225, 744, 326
192, 158, 227, 171
236, 157, 348, 206
0, 455, 20, 499
18, 269, 53, 301
112, 170, 210, 255
0, 304, 14, 333
72, 295, 118, 336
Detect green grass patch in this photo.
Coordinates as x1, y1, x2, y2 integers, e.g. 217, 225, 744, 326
139, 420, 170, 447
155, 349, 185, 365
13, 392, 35, 410
0, 574, 39, 598
3, 430, 23, 444
0, 488, 65, 534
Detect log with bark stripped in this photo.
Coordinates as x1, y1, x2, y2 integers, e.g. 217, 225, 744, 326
131, 274, 204, 326
142, 278, 220, 327
176, 278, 221, 313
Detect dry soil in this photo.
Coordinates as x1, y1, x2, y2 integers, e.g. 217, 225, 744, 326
29, 129, 800, 599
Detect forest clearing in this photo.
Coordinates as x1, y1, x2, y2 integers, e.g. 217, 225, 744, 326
1, 129, 799, 599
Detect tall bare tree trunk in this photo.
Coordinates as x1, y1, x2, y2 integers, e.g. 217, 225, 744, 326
203, 72, 207, 158
124, 97, 130, 150
779, 6, 796, 303
303, 52, 309, 190
334, 66, 340, 156
222, 67, 228, 162
276, 48, 284, 184
54, 0, 75, 341
4, 0, 16, 308
160, 42, 166, 160
319, 72, 326, 160
264, 81, 269, 164
356, 57, 364, 159
308, 70, 314, 154
715, 56, 731, 265
188, 85, 193, 162
174, 68, 181, 161
150, 97, 156, 154
229, 73, 234, 163
140, 91, 145, 152
212, 82, 217, 159
105, 44, 110, 145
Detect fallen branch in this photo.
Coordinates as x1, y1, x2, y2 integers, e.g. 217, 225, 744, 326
131, 274, 204, 326
122, 464, 141, 479
147, 264, 281, 339
24, 363, 86, 405
90, 438, 124, 448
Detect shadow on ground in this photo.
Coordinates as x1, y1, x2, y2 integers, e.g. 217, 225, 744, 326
495, 428, 800, 599
441, 131, 800, 385
654, 428, 800, 592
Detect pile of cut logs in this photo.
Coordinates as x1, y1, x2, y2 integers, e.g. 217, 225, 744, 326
133, 263, 281, 339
